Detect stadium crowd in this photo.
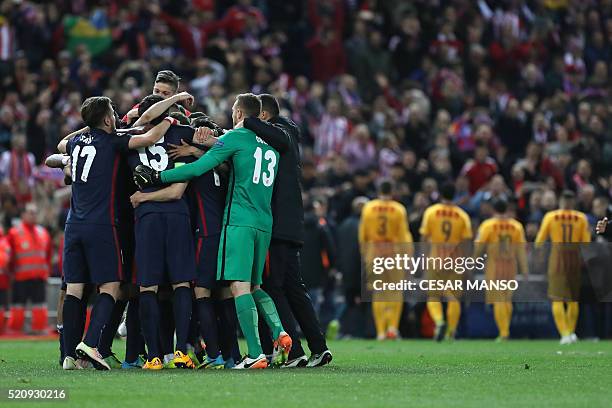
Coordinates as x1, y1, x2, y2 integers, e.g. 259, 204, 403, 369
0, 0, 611, 339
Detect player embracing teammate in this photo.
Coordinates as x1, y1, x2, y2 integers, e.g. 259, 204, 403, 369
57, 96, 173, 369
135, 93, 291, 369
51, 79, 336, 370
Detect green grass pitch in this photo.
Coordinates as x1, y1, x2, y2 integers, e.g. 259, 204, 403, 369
1, 339, 611, 407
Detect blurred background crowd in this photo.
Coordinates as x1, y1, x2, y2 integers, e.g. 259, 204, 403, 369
0, 0, 611, 338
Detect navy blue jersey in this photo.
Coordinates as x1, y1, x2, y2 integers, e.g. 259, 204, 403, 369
188, 168, 227, 237
66, 129, 131, 226
127, 124, 194, 218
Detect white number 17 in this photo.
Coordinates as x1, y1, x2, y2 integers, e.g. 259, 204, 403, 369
71, 145, 97, 182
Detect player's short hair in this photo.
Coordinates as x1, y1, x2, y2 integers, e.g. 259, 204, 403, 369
80, 96, 113, 128
440, 182, 456, 201
561, 190, 576, 200
138, 94, 167, 125
169, 111, 190, 125
379, 179, 393, 196
188, 112, 205, 120
259, 94, 280, 118
236, 93, 261, 118
191, 115, 223, 135
155, 70, 180, 91
492, 198, 508, 214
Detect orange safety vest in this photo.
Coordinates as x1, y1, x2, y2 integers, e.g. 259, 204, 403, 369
0, 232, 10, 289
9, 222, 51, 281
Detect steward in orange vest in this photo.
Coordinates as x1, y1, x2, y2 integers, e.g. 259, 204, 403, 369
6, 204, 51, 333
0, 228, 11, 334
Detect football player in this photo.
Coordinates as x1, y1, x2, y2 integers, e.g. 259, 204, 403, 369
535, 190, 590, 345
57, 96, 172, 370
359, 180, 413, 340
475, 199, 528, 341
419, 182, 473, 341
134, 93, 291, 369
131, 114, 231, 369
125, 95, 199, 370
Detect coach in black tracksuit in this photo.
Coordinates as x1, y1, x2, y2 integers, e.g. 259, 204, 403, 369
244, 94, 331, 367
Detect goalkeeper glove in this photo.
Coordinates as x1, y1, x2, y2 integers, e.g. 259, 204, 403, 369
133, 164, 162, 189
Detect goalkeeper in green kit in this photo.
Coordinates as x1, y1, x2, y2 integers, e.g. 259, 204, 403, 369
134, 93, 291, 369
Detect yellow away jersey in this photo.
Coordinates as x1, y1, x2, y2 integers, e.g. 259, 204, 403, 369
535, 210, 591, 244
476, 217, 527, 279
476, 217, 526, 246
420, 203, 473, 244
535, 210, 590, 300
359, 199, 413, 244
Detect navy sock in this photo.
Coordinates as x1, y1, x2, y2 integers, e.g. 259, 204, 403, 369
98, 299, 126, 358
62, 295, 82, 359
217, 298, 240, 361
173, 287, 192, 354
84, 293, 115, 348
188, 301, 199, 348
158, 299, 174, 356
58, 326, 65, 366
125, 297, 144, 362
196, 297, 220, 359
139, 291, 161, 360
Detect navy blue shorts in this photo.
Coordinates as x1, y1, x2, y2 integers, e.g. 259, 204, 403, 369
63, 223, 123, 285
195, 234, 220, 289
134, 213, 196, 287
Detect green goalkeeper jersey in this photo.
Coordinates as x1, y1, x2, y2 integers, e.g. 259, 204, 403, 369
161, 127, 279, 232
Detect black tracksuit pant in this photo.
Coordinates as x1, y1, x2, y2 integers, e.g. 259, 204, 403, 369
259, 239, 327, 359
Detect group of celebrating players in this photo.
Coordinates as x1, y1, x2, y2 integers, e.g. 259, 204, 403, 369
48, 70, 332, 371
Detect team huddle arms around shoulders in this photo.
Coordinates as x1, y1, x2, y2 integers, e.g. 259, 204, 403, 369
49, 73, 334, 371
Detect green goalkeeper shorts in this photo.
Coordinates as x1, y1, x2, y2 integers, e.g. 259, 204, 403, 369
217, 225, 271, 285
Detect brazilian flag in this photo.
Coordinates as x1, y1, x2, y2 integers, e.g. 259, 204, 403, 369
63, 12, 112, 57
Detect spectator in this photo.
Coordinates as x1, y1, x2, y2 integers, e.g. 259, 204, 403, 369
341, 124, 376, 172
314, 97, 348, 158
0, 133, 35, 205
460, 142, 498, 194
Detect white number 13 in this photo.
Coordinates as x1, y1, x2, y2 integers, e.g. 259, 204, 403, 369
252, 147, 276, 187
